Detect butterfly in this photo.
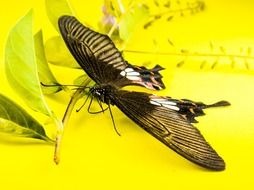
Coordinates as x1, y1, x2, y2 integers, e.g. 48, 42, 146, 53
58, 15, 230, 171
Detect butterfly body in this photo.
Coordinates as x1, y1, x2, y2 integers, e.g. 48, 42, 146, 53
59, 15, 230, 171
90, 84, 117, 105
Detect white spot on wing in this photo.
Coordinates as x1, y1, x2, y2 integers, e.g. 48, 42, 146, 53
127, 71, 140, 76
150, 98, 179, 111
126, 76, 141, 80
150, 100, 161, 106
125, 68, 134, 72
120, 67, 140, 80
120, 70, 126, 76
151, 98, 177, 105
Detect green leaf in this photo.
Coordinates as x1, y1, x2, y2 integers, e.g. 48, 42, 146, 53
73, 75, 93, 86
0, 94, 54, 143
45, 0, 74, 32
45, 36, 80, 68
5, 10, 52, 116
119, 3, 149, 41
34, 30, 62, 94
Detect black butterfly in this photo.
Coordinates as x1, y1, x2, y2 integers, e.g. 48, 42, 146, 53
58, 15, 230, 171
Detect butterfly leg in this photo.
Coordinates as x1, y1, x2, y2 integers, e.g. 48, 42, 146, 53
96, 98, 109, 113
86, 96, 109, 114
108, 102, 121, 136
76, 92, 92, 112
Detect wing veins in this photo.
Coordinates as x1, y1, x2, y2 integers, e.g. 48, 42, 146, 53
110, 90, 225, 170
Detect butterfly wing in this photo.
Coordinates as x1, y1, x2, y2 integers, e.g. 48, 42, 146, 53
110, 90, 226, 170
58, 15, 165, 90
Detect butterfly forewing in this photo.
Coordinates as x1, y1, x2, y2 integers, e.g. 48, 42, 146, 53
58, 15, 165, 90
110, 90, 225, 170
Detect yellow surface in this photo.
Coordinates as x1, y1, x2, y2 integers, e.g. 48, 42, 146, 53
0, 0, 254, 189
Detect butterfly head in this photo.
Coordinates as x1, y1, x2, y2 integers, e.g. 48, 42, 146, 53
90, 85, 115, 105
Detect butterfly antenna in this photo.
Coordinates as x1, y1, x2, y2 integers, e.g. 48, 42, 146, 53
108, 103, 121, 136
40, 82, 61, 87
41, 82, 92, 90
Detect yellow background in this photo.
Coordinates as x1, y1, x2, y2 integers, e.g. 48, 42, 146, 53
0, 0, 254, 189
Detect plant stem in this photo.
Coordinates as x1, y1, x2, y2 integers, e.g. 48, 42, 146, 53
62, 79, 91, 126
149, 1, 205, 18
53, 78, 91, 164
107, 1, 135, 38
124, 49, 254, 60
53, 116, 64, 164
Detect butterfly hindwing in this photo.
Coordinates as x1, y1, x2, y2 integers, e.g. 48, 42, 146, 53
58, 15, 165, 90
120, 64, 165, 90
110, 89, 226, 170
149, 96, 230, 123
